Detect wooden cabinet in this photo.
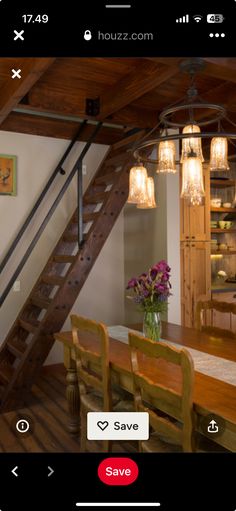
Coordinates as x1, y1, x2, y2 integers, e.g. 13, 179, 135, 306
180, 165, 210, 241
211, 291, 236, 332
181, 241, 211, 328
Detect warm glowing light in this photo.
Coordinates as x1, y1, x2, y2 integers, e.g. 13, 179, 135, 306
181, 124, 204, 163
157, 140, 176, 173
210, 137, 229, 171
181, 155, 205, 205
137, 177, 157, 209
127, 164, 148, 204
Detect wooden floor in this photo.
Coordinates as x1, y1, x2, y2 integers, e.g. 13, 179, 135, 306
0, 366, 81, 453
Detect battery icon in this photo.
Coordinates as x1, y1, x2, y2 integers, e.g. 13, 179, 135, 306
207, 14, 224, 23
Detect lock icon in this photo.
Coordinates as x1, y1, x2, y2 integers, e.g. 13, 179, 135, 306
84, 30, 92, 41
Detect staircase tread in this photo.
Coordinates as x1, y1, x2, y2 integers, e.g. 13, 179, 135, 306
104, 152, 129, 166
63, 232, 88, 242
31, 295, 52, 309
41, 275, 65, 285
82, 211, 100, 223
53, 255, 76, 263
19, 318, 40, 332
7, 338, 27, 358
84, 191, 108, 204
0, 364, 14, 385
95, 171, 120, 185
63, 233, 78, 242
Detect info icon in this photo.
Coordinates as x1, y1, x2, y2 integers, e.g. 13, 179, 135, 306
11, 414, 34, 437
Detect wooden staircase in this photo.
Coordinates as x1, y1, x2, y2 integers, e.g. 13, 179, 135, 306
0, 130, 144, 412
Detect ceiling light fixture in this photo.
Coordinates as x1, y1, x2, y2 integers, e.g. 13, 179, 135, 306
128, 58, 236, 207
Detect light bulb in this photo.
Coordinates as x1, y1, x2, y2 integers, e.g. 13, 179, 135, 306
137, 177, 157, 209
157, 140, 176, 173
210, 137, 229, 171
181, 155, 205, 206
181, 124, 204, 163
127, 164, 148, 204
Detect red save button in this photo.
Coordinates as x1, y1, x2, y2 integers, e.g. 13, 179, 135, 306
98, 457, 139, 486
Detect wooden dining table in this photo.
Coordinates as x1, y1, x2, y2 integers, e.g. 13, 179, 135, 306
54, 321, 236, 452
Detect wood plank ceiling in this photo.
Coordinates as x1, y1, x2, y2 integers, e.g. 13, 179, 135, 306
0, 57, 236, 149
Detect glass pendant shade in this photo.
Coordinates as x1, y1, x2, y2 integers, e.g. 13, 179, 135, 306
209, 137, 229, 171
181, 156, 205, 206
127, 164, 148, 204
157, 140, 176, 173
181, 124, 204, 163
137, 177, 157, 209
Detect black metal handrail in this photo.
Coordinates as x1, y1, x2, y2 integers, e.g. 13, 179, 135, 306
0, 121, 102, 307
0, 120, 87, 274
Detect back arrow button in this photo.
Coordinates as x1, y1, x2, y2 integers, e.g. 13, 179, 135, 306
11, 466, 18, 477
48, 466, 54, 477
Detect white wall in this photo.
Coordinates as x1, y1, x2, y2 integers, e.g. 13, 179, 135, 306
124, 142, 181, 326
124, 167, 168, 325
0, 131, 125, 364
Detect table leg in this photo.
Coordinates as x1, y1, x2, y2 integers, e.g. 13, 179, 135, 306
64, 347, 80, 435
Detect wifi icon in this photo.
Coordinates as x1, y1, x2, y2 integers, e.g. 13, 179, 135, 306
193, 14, 203, 22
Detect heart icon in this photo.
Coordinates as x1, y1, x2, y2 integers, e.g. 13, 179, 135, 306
97, 421, 109, 431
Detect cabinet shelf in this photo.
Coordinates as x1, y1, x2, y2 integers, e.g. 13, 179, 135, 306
211, 229, 236, 233
211, 250, 236, 255
210, 179, 235, 188
211, 207, 236, 213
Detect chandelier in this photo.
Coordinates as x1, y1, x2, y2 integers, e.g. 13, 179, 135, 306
127, 58, 236, 208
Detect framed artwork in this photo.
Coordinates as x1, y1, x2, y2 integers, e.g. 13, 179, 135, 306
0, 154, 17, 196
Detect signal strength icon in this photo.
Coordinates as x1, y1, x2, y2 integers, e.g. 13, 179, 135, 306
176, 14, 189, 23
193, 14, 203, 22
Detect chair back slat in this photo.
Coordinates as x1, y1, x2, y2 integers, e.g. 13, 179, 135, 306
196, 300, 236, 339
71, 314, 111, 411
129, 332, 194, 452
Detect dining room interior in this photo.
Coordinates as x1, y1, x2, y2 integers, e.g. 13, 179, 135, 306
0, 56, 236, 454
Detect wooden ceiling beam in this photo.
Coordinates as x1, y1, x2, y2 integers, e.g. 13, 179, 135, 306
202, 58, 236, 84
0, 112, 124, 145
0, 58, 55, 125
18, 96, 157, 129
97, 60, 179, 120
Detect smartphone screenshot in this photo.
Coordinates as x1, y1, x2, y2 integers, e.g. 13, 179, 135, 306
0, 1, 235, 509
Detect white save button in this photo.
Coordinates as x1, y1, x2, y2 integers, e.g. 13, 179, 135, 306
87, 412, 149, 440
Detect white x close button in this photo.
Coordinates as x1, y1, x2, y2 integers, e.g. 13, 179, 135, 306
13, 30, 24, 41
11, 69, 21, 79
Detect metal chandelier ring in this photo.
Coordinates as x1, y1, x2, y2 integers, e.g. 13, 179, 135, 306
133, 131, 236, 165
159, 103, 226, 128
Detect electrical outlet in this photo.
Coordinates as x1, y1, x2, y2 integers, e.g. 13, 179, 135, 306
82, 164, 87, 175
13, 280, 21, 292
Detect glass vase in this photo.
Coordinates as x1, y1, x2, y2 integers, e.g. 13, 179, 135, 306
143, 311, 162, 341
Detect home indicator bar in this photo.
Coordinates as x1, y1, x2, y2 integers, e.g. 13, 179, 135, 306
76, 504, 161, 508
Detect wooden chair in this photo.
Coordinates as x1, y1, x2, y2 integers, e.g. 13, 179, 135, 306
128, 331, 195, 452
71, 314, 122, 452
196, 300, 236, 339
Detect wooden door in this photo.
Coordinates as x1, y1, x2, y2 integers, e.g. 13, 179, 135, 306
191, 242, 211, 328
212, 291, 236, 332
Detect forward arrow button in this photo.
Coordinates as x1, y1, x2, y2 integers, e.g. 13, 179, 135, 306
48, 466, 54, 477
